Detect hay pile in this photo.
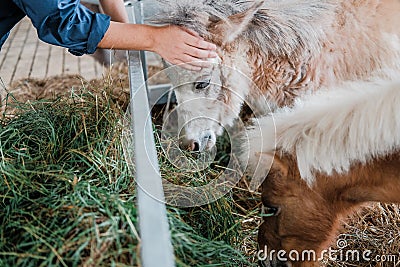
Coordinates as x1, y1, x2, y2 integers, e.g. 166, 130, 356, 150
1, 64, 130, 115
326, 203, 400, 267
0, 68, 256, 267
1, 64, 400, 267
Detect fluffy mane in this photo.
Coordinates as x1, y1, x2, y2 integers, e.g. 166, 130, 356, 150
151, 0, 334, 57
245, 78, 400, 186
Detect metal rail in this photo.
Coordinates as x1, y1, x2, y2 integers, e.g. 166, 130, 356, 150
126, 1, 175, 267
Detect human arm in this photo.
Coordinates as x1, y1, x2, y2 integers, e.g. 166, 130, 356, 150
11, 0, 216, 69
98, 22, 217, 70
97, 0, 217, 70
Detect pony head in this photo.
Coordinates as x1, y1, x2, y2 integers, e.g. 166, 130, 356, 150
155, 0, 331, 151
257, 154, 337, 267
159, 0, 265, 151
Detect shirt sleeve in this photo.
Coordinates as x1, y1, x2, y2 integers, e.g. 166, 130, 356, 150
11, 0, 111, 56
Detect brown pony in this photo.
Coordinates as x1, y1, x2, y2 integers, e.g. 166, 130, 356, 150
258, 152, 400, 267
243, 79, 400, 266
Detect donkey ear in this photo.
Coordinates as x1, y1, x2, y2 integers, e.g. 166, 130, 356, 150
211, 0, 264, 45
247, 153, 289, 192
270, 155, 289, 178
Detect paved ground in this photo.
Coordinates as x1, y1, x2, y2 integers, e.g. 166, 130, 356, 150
0, 17, 106, 87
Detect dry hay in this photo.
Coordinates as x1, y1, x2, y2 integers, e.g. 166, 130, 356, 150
1, 62, 168, 116
326, 203, 400, 267
4, 74, 85, 101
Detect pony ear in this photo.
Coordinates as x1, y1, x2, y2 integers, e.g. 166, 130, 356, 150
247, 153, 290, 192
270, 155, 289, 179
211, 0, 264, 45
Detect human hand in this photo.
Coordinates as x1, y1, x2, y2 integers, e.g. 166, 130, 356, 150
150, 25, 217, 71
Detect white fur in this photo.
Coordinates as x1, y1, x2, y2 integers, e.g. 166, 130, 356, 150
163, 46, 254, 150
245, 78, 400, 185
156, 0, 400, 153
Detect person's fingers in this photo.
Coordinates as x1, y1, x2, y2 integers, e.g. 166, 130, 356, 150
183, 32, 217, 51
174, 60, 202, 71
181, 55, 213, 68
154, 25, 218, 67
184, 46, 218, 59
183, 27, 201, 38
173, 54, 213, 68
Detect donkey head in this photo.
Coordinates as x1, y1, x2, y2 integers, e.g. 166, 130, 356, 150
162, 1, 264, 151
258, 154, 339, 267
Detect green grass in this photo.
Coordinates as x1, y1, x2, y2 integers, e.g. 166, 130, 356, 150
0, 83, 259, 267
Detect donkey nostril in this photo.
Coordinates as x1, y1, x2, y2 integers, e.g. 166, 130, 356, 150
205, 134, 212, 141
179, 139, 201, 152
192, 141, 200, 152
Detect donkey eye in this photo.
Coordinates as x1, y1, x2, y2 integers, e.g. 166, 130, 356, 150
194, 80, 211, 90
261, 206, 281, 217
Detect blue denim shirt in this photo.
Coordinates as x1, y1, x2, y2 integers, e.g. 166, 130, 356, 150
0, 0, 111, 56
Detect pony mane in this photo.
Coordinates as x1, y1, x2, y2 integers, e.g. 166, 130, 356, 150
151, 0, 334, 57
150, 0, 240, 38
246, 78, 400, 185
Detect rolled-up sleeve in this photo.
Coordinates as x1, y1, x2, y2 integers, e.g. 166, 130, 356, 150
12, 0, 111, 56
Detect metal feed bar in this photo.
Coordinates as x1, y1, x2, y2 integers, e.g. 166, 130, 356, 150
126, 1, 175, 267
